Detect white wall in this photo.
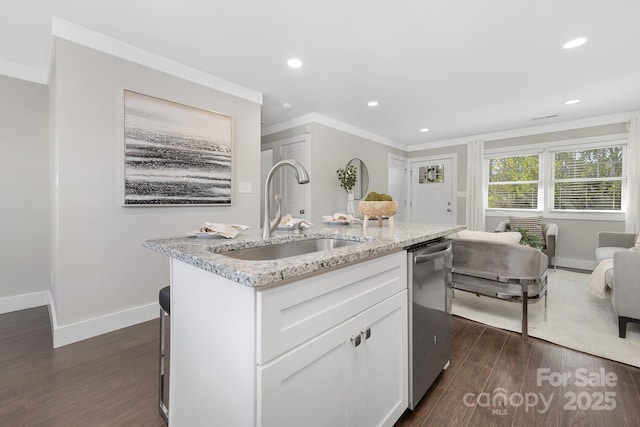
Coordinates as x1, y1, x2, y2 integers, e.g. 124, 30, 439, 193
0, 75, 50, 310
262, 123, 406, 224
49, 39, 261, 345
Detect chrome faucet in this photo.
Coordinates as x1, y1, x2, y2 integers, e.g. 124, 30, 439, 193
262, 159, 310, 239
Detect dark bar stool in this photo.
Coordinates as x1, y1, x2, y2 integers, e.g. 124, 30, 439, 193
159, 286, 170, 422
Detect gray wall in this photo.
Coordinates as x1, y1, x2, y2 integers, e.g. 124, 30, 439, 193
263, 123, 405, 224
0, 76, 50, 299
407, 122, 629, 268
50, 39, 261, 327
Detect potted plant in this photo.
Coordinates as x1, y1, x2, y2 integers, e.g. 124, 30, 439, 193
337, 165, 358, 214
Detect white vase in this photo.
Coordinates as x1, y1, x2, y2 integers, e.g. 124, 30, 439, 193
346, 192, 355, 215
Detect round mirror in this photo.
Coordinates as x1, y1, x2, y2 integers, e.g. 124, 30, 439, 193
347, 158, 369, 200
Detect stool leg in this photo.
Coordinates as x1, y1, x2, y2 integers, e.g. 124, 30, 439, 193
521, 290, 528, 342
159, 308, 169, 422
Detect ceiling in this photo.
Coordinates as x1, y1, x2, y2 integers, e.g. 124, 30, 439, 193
3, 0, 640, 148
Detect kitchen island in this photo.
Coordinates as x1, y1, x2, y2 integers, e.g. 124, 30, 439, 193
144, 223, 464, 426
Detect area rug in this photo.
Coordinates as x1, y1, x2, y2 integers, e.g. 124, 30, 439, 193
452, 269, 640, 367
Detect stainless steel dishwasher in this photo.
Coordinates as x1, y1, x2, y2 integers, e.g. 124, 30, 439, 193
406, 238, 453, 410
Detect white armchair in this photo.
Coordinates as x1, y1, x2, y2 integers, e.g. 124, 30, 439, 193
596, 232, 640, 338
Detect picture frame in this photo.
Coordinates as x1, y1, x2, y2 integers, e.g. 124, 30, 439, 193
123, 90, 232, 206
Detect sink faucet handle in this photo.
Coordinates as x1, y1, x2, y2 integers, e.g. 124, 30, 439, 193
269, 195, 282, 234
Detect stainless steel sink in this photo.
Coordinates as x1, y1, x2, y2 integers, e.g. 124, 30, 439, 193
220, 238, 363, 261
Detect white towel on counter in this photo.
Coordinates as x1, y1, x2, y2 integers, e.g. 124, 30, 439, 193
198, 223, 250, 239
279, 214, 313, 229
323, 213, 358, 222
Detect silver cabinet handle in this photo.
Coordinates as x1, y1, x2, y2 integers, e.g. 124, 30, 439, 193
414, 245, 452, 264
351, 334, 361, 347
362, 328, 371, 340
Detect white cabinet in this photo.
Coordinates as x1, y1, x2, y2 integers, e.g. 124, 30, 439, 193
257, 251, 407, 427
258, 291, 407, 427
168, 251, 407, 426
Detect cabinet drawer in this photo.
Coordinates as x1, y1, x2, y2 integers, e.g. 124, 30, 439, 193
257, 251, 406, 365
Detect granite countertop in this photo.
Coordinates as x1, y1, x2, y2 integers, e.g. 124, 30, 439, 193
144, 223, 465, 288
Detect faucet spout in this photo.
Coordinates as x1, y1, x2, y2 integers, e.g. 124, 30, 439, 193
263, 159, 310, 239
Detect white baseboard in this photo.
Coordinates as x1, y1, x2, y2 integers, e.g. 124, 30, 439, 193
1, 290, 160, 348
0, 291, 50, 314
51, 302, 160, 348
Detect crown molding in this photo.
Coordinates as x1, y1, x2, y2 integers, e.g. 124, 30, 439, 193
408, 111, 640, 152
261, 113, 407, 151
49, 17, 262, 104
0, 58, 48, 85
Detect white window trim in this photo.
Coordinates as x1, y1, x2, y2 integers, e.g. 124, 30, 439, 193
485, 135, 628, 221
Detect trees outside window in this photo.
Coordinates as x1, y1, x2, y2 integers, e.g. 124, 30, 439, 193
488, 154, 540, 209
486, 143, 625, 213
552, 147, 623, 210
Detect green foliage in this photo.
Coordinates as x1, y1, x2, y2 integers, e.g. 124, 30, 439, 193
336, 165, 357, 193
487, 146, 623, 211
365, 192, 392, 201
488, 155, 539, 209
489, 155, 539, 183
514, 227, 543, 250
553, 147, 623, 210
554, 147, 622, 179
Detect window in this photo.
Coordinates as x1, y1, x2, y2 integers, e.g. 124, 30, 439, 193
487, 154, 540, 209
551, 146, 623, 211
486, 139, 626, 216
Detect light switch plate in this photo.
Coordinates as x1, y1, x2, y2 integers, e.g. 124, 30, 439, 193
239, 182, 253, 193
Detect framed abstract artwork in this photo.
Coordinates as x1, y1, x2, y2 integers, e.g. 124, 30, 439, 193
123, 90, 232, 206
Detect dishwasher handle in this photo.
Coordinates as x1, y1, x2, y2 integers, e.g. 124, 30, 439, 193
414, 244, 451, 264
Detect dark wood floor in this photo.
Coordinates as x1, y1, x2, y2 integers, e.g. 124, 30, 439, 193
395, 317, 640, 427
2, 307, 639, 426
0, 306, 166, 426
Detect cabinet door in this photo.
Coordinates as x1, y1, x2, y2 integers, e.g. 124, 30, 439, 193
258, 291, 408, 427
258, 315, 358, 427
356, 291, 408, 427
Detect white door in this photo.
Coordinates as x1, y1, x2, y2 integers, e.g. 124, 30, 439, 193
388, 156, 407, 223
279, 138, 311, 220
410, 157, 455, 225
260, 147, 275, 225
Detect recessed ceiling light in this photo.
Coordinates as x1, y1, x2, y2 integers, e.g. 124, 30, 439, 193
565, 99, 580, 105
420, 128, 429, 133
367, 101, 379, 107
563, 37, 587, 49
287, 58, 303, 69
281, 102, 292, 110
